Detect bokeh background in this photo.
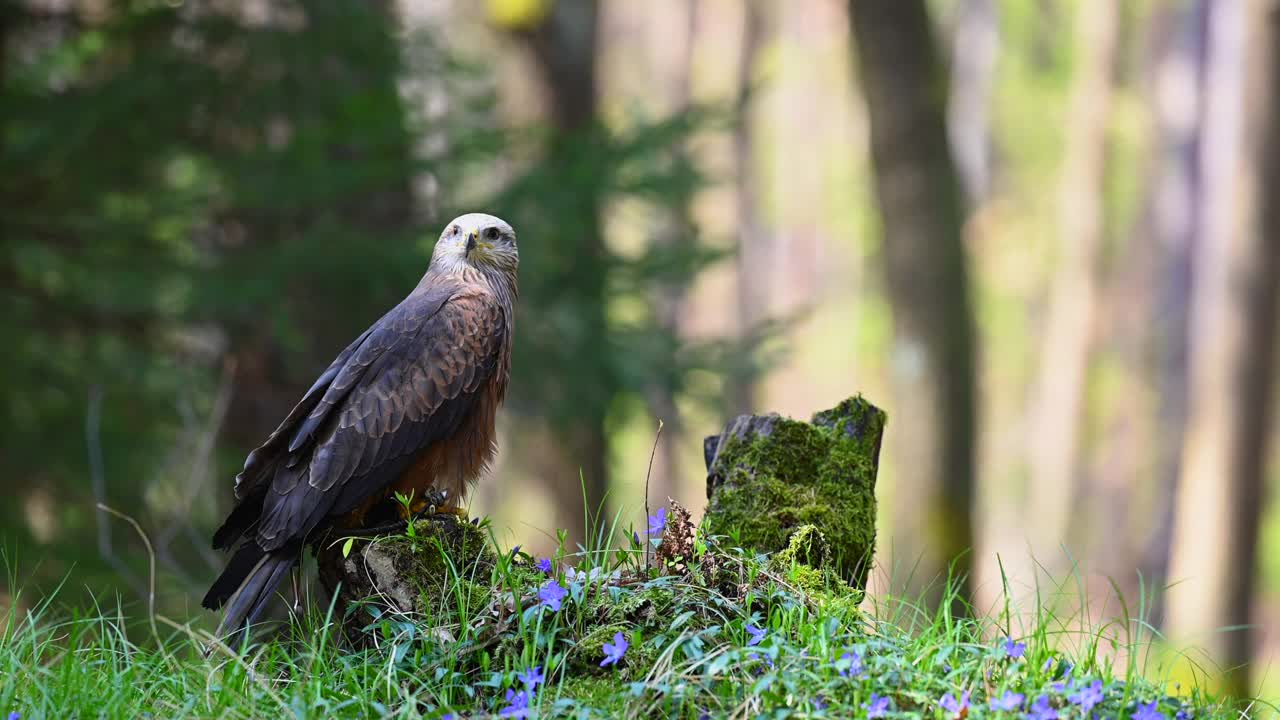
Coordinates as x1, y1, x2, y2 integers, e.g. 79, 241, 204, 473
3, 0, 1278, 702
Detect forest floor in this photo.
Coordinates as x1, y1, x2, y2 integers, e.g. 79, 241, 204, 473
0, 512, 1264, 720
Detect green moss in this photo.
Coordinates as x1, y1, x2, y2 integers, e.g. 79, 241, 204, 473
704, 396, 884, 588
786, 562, 864, 615
419, 578, 490, 621
572, 622, 631, 672
770, 525, 865, 614
367, 518, 497, 618
773, 524, 831, 569
410, 517, 494, 570
783, 561, 829, 595
601, 584, 676, 625
554, 676, 630, 714
571, 587, 672, 675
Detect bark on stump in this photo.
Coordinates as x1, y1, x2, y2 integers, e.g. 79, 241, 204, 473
703, 395, 885, 590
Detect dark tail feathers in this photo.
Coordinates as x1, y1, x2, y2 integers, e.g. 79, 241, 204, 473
211, 488, 267, 551
202, 543, 296, 640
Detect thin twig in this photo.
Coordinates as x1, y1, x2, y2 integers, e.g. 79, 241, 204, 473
643, 419, 664, 572
96, 502, 159, 644
87, 386, 108, 556
86, 387, 147, 598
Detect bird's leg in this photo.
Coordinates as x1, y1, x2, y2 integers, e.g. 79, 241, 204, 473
403, 488, 466, 521
424, 488, 468, 520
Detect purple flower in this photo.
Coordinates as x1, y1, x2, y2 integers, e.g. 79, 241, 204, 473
939, 690, 970, 714
746, 623, 766, 646
1027, 695, 1058, 720
989, 690, 1024, 711
535, 557, 554, 575
632, 530, 641, 547
1132, 701, 1165, 720
1051, 678, 1074, 694
1002, 637, 1026, 659
538, 579, 567, 612
600, 631, 629, 667
648, 508, 667, 535
517, 665, 545, 690
8, 713, 19, 720
499, 688, 530, 718
1042, 658, 1055, 672
839, 650, 865, 678
1070, 680, 1103, 711
864, 693, 890, 718
1176, 710, 1192, 720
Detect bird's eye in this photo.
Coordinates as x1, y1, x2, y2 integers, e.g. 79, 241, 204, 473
483, 226, 501, 241
450, 225, 460, 236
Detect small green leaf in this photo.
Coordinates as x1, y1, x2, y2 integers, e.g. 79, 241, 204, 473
752, 674, 775, 694
342, 537, 355, 558
707, 651, 734, 676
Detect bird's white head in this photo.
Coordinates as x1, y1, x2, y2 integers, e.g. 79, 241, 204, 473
431, 213, 518, 277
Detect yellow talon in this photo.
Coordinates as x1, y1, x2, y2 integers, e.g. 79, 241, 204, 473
404, 496, 432, 518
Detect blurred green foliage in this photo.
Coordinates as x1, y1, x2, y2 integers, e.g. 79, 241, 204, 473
0, 0, 730, 602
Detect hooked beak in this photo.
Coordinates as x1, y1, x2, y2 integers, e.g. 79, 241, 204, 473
465, 230, 478, 256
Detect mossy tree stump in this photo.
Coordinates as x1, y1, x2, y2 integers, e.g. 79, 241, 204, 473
702, 395, 885, 591
315, 517, 495, 638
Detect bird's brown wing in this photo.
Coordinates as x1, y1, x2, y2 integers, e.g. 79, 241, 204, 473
210, 320, 388, 550
247, 284, 507, 551
252, 283, 506, 545
228, 324, 378, 503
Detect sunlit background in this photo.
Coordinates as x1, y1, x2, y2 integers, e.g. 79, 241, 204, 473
3, 0, 1278, 703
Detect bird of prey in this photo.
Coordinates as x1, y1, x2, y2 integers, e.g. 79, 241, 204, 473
202, 213, 518, 636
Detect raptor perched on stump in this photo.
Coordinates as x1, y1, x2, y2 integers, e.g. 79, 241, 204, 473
202, 213, 519, 637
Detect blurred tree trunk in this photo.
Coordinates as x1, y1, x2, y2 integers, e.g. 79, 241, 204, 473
645, 0, 699, 505
729, 0, 767, 420
1140, 0, 1209, 619
848, 0, 977, 614
1166, 0, 1278, 699
521, 0, 609, 545
946, 0, 998, 204
1025, 0, 1118, 567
